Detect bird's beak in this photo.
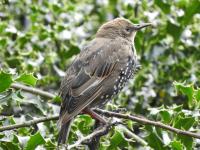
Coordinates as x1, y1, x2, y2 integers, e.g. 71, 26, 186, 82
132, 23, 152, 31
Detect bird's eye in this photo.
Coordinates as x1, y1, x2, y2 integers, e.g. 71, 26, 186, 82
126, 28, 131, 32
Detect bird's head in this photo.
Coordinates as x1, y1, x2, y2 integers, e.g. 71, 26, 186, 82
96, 18, 152, 42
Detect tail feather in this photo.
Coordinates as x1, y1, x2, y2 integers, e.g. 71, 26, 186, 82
57, 120, 72, 144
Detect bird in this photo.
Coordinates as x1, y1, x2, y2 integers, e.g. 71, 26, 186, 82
57, 18, 152, 145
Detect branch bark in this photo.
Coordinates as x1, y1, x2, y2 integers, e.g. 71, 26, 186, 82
0, 115, 58, 132
11, 83, 55, 99
117, 124, 148, 146
68, 123, 116, 149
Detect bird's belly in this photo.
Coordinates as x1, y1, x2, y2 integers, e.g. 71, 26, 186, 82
89, 58, 138, 108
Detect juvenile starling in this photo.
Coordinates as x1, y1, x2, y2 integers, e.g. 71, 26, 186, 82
58, 18, 151, 144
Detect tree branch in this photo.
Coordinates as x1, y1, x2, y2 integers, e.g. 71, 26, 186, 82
0, 108, 200, 139
9, 83, 200, 140
0, 115, 58, 132
94, 108, 200, 139
11, 83, 55, 99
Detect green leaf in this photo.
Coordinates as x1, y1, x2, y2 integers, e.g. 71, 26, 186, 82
174, 82, 194, 107
194, 89, 200, 102
0, 141, 20, 150
154, 0, 171, 13
52, 95, 61, 103
12, 134, 20, 144
177, 135, 193, 150
0, 71, 13, 92
146, 132, 165, 150
8, 116, 16, 125
24, 132, 45, 150
44, 140, 56, 149
173, 105, 183, 112
160, 110, 171, 124
173, 116, 195, 130
15, 73, 37, 86
170, 140, 184, 150
0, 38, 7, 48
108, 130, 128, 149
166, 21, 183, 41
64, 45, 80, 59
0, 23, 7, 33
0, 133, 5, 139
181, 0, 200, 25
76, 114, 94, 134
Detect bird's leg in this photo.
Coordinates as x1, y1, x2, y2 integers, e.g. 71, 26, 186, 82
82, 108, 107, 124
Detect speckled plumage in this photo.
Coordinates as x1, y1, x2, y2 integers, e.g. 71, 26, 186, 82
58, 18, 151, 144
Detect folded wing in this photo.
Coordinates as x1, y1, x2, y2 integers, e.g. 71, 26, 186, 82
59, 38, 122, 125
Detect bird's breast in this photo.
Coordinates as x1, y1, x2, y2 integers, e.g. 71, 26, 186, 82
114, 56, 137, 93
90, 55, 138, 108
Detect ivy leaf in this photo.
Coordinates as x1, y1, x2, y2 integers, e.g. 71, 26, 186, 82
24, 132, 45, 150
76, 114, 94, 134
173, 82, 194, 107
173, 105, 183, 112
160, 110, 171, 124
194, 89, 200, 102
173, 116, 195, 130
64, 44, 80, 59
0, 141, 20, 150
0, 71, 13, 92
146, 131, 165, 150
0, 38, 7, 48
107, 130, 128, 149
170, 140, 184, 150
154, 0, 171, 13
182, 0, 200, 25
174, 82, 200, 108
177, 135, 193, 150
15, 73, 37, 86
166, 21, 183, 41
44, 140, 56, 149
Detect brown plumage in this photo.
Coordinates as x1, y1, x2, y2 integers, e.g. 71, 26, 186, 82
58, 18, 151, 144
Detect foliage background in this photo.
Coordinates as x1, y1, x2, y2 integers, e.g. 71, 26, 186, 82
0, 0, 200, 149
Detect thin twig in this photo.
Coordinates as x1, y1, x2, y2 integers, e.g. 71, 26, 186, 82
94, 108, 200, 139
117, 124, 148, 146
68, 123, 116, 149
86, 120, 101, 150
0, 116, 58, 132
11, 83, 55, 99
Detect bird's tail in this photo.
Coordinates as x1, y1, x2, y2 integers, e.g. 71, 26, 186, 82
57, 119, 72, 144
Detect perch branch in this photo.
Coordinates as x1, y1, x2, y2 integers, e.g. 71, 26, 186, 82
9, 83, 200, 139
94, 108, 200, 139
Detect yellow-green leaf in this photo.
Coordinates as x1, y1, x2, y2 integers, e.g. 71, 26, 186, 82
15, 73, 37, 86
0, 71, 13, 92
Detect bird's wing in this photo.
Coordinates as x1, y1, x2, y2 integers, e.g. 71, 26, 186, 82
59, 38, 122, 125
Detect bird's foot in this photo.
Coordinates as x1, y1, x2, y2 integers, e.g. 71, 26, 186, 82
82, 108, 107, 124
